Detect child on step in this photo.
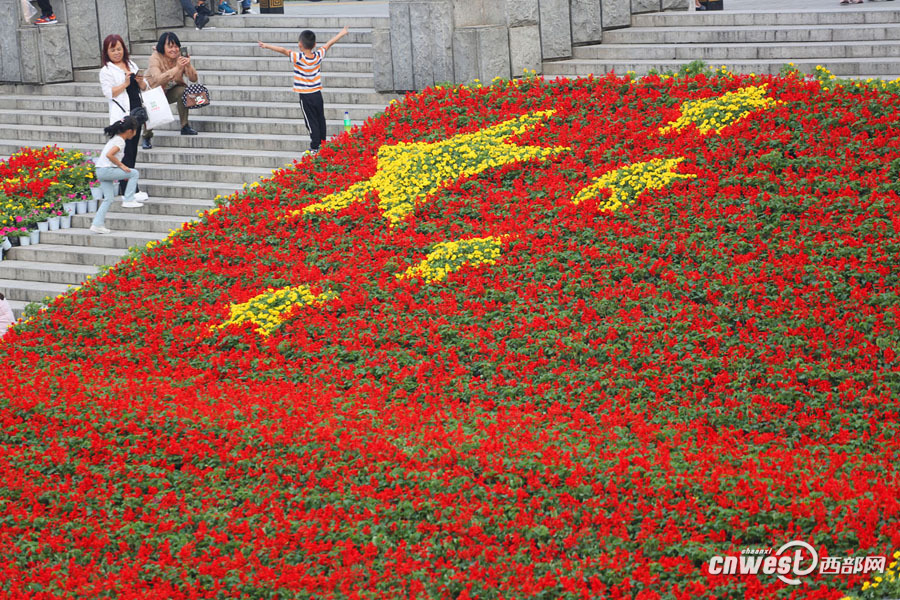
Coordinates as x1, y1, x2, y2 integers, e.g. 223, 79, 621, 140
92, 117, 142, 235
258, 26, 350, 156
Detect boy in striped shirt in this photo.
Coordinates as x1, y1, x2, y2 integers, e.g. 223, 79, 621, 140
259, 27, 349, 156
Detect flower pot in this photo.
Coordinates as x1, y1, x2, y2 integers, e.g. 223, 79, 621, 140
19, 235, 30, 246
0, 237, 10, 251
91, 186, 104, 201
37, 221, 49, 232
76, 200, 88, 214
87, 199, 98, 213
30, 230, 40, 245
60, 215, 72, 229
48, 216, 61, 231
64, 202, 77, 217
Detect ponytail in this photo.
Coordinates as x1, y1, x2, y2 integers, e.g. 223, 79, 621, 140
104, 116, 138, 138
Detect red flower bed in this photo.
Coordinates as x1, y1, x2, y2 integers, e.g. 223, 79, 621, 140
1, 71, 899, 599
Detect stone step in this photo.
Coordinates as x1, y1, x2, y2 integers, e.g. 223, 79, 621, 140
0, 120, 356, 146
173, 27, 375, 44
0, 279, 74, 304
196, 16, 387, 29
0, 96, 387, 121
602, 23, 900, 44
42, 222, 178, 243
114, 196, 215, 217
0, 83, 397, 104
542, 57, 900, 77
573, 40, 900, 61
136, 178, 242, 200
126, 54, 373, 73
0, 114, 314, 161
0, 125, 341, 155
131, 40, 375, 59
631, 9, 900, 27
4, 243, 127, 267
0, 260, 99, 286
72, 68, 374, 88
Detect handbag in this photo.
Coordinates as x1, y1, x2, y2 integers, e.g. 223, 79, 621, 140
141, 86, 176, 129
182, 84, 211, 110
112, 98, 148, 126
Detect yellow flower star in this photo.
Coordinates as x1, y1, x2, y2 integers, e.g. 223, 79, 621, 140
295, 110, 569, 226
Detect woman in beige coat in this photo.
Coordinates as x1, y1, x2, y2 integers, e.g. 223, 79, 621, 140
144, 31, 199, 142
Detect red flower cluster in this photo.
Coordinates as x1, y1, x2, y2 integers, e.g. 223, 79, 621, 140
0, 72, 898, 599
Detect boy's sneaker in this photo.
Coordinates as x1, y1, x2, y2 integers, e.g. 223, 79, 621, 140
90, 225, 111, 234
241, 7, 252, 13
35, 14, 58, 24
195, 13, 211, 29
134, 191, 149, 203
217, 3, 238, 15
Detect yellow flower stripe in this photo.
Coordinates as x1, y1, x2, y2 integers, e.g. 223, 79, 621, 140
840, 550, 900, 599
659, 85, 781, 135
398, 236, 505, 283
213, 285, 338, 337
294, 110, 568, 226
572, 157, 696, 211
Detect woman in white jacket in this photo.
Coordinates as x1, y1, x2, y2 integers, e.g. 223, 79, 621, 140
99, 34, 150, 202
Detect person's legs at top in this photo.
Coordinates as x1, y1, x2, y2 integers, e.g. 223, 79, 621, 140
217, 0, 237, 15
180, 0, 212, 28
34, 0, 57, 23
118, 134, 142, 196
179, 0, 197, 18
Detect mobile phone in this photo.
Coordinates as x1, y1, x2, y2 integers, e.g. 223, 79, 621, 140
180, 47, 189, 58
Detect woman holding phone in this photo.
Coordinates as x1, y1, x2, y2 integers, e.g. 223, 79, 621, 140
144, 32, 200, 139
99, 34, 150, 201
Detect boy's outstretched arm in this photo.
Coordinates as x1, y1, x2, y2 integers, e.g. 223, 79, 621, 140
258, 41, 291, 56
321, 26, 350, 53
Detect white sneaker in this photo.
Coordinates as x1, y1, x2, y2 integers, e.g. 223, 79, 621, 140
134, 191, 149, 202
122, 201, 143, 208
90, 225, 111, 234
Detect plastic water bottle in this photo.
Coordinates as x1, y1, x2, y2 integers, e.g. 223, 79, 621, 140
344, 111, 352, 133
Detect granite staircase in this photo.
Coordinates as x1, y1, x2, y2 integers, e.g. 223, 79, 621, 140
543, 9, 900, 79
0, 13, 399, 319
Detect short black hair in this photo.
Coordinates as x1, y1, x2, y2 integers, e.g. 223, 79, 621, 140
299, 30, 316, 50
0, 292, 4, 301
156, 31, 181, 55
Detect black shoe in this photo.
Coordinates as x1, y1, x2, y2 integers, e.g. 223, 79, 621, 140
141, 138, 152, 150
194, 13, 209, 29
241, 7, 251, 13
181, 125, 198, 136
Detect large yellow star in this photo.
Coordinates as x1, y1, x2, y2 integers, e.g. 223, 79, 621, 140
295, 110, 568, 226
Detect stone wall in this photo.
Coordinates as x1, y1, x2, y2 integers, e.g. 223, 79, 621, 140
2, 0, 183, 84
380, 0, 690, 92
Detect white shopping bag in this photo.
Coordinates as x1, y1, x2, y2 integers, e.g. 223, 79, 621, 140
21, 0, 38, 22
141, 86, 175, 130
